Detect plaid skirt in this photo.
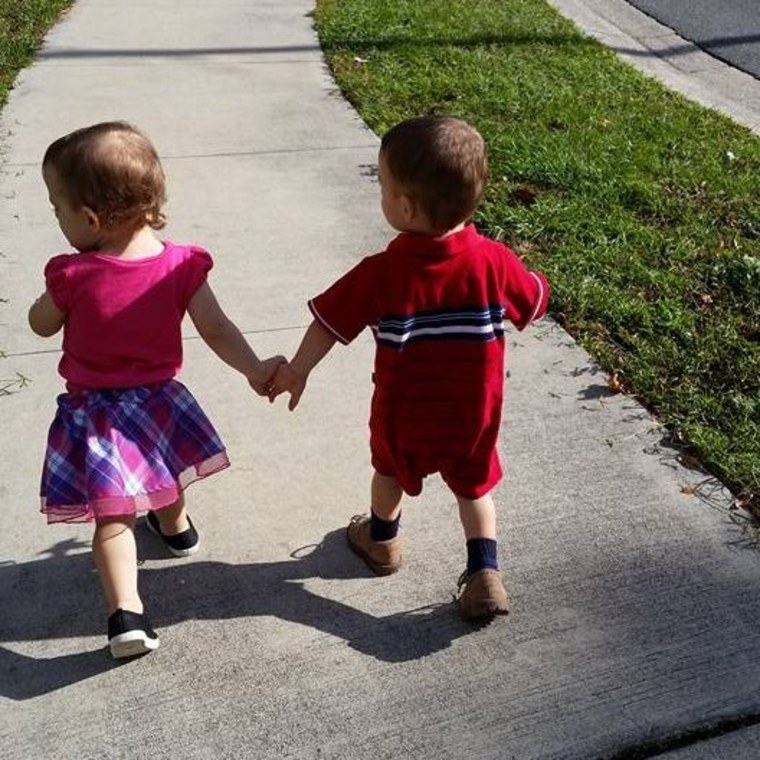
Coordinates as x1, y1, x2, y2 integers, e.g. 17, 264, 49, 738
40, 380, 229, 523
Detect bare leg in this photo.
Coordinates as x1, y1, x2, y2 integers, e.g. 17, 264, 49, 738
371, 472, 403, 521
92, 516, 142, 615
455, 491, 497, 541
154, 493, 189, 535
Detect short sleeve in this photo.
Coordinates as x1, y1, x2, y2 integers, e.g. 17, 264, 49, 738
181, 246, 214, 304
44, 254, 72, 312
308, 256, 379, 344
500, 247, 550, 330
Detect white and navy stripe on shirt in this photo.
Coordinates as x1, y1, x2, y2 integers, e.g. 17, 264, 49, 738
373, 305, 505, 350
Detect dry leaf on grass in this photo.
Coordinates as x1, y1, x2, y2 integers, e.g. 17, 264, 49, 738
608, 371, 624, 394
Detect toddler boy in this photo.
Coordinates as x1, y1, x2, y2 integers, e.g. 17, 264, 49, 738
271, 116, 549, 620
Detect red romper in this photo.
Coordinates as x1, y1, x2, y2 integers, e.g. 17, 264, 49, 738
309, 224, 549, 499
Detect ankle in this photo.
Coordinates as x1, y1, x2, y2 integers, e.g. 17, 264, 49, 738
157, 512, 190, 536
370, 509, 401, 541
466, 538, 499, 574
108, 601, 143, 616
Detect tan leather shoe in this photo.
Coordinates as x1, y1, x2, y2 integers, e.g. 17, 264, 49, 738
346, 514, 402, 575
457, 568, 509, 621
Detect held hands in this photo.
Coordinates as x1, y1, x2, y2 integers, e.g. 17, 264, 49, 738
248, 355, 287, 396
248, 355, 308, 410
257, 320, 333, 410
267, 362, 307, 411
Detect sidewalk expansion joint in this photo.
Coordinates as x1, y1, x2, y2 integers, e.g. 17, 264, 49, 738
5, 325, 309, 359
2, 144, 379, 169
161, 144, 380, 161
36, 45, 322, 60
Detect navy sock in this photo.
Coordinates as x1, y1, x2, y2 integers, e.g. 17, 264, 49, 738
370, 510, 401, 541
466, 538, 499, 573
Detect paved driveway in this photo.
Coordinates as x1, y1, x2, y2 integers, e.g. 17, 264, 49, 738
627, 0, 760, 77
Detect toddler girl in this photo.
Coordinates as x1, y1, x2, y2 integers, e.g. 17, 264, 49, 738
29, 121, 282, 658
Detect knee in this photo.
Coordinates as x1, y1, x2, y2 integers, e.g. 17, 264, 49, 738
94, 516, 135, 537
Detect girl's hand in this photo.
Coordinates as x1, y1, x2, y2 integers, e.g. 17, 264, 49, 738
248, 355, 286, 396
267, 362, 307, 411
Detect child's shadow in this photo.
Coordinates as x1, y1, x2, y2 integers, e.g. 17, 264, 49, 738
1, 528, 481, 700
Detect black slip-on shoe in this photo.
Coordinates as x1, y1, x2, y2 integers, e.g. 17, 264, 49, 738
145, 510, 200, 557
107, 609, 160, 659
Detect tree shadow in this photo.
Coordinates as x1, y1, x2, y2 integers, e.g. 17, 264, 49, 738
323, 31, 595, 54
36, 32, 595, 62
0, 528, 483, 700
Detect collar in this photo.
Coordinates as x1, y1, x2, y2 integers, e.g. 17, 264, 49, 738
386, 223, 480, 258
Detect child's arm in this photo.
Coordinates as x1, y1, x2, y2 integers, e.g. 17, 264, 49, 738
269, 319, 337, 410
28, 291, 65, 337
501, 250, 550, 330
187, 282, 283, 394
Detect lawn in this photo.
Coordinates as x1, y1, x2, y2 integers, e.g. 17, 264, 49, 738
314, 0, 760, 511
0, 0, 72, 109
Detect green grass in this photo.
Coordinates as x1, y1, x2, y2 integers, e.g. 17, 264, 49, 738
0, 0, 73, 109
0, 0, 72, 396
315, 0, 760, 509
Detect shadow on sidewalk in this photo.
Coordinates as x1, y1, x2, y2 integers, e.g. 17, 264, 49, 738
1, 528, 481, 700
35, 31, 596, 61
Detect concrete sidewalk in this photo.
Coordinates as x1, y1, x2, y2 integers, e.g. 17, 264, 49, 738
1, 1, 759, 758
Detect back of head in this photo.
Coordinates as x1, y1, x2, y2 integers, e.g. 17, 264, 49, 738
380, 116, 488, 231
43, 121, 167, 230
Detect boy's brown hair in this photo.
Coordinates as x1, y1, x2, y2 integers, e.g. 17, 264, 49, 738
380, 116, 488, 231
43, 121, 167, 230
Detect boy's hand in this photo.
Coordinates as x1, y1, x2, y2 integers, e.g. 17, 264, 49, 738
268, 362, 307, 411
248, 355, 286, 396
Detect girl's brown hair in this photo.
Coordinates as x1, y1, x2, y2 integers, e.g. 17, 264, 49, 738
43, 121, 167, 230
380, 116, 488, 231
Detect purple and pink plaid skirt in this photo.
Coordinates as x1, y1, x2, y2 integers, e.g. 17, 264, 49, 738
40, 380, 229, 523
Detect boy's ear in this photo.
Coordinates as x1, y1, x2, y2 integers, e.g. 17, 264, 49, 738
400, 193, 416, 222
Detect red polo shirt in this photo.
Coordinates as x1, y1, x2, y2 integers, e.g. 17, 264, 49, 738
309, 224, 549, 498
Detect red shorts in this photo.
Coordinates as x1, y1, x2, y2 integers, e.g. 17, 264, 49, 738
370, 434, 502, 500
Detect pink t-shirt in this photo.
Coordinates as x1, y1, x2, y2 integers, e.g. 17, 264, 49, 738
45, 241, 212, 390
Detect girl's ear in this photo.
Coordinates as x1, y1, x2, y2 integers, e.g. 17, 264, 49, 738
83, 206, 101, 230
